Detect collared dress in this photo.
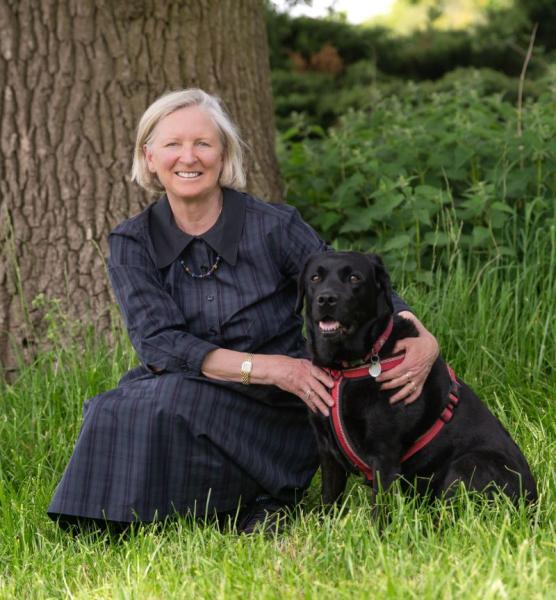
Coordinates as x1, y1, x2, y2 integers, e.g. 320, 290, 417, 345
47, 188, 409, 524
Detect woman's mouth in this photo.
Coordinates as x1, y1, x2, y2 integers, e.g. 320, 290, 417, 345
176, 171, 202, 179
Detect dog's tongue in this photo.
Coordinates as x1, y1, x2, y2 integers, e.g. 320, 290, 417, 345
319, 320, 341, 332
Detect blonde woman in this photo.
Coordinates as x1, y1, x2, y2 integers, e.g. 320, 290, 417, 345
48, 89, 438, 533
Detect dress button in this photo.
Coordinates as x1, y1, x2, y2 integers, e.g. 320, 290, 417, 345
207, 295, 215, 302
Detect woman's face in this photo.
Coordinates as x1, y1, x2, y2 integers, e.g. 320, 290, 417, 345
144, 106, 224, 204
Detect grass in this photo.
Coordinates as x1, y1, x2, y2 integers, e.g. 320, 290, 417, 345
1, 228, 555, 599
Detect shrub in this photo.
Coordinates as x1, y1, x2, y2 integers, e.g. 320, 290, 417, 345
279, 85, 556, 280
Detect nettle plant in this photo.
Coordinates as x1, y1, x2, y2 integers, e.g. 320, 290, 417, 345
279, 85, 556, 282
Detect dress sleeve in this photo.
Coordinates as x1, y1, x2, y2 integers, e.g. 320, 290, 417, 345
279, 206, 412, 314
108, 231, 218, 375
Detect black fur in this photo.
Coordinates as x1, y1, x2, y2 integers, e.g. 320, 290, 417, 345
300, 252, 537, 506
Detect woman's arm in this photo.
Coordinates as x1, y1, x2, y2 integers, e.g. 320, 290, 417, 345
201, 349, 335, 416
108, 231, 218, 375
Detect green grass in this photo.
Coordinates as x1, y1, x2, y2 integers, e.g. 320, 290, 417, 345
1, 232, 555, 599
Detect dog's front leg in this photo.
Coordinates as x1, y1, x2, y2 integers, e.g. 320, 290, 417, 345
320, 452, 348, 506
368, 455, 401, 523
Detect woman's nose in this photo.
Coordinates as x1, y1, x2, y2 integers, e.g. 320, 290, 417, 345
178, 145, 197, 164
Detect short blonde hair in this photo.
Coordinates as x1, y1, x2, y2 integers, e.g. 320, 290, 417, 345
131, 88, 246, 194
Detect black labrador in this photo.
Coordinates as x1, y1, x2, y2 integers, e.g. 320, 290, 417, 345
297, 251, 537, 507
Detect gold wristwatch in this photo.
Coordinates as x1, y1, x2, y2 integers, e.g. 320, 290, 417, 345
240, 353, 254, 385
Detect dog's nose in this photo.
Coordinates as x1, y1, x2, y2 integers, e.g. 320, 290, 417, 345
317, 293, 338, 307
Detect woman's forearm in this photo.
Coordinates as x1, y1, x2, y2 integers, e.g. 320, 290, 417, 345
201, 348, 279, 385
201, 348, 335, 415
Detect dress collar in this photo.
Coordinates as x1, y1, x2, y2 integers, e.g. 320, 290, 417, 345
149, 187, 246, 269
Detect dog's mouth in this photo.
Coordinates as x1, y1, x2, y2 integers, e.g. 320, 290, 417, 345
317, 317, 349, 337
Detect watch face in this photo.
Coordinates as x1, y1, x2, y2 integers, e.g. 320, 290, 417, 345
241, 360, 252, 373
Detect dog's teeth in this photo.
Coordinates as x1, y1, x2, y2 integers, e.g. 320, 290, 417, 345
319, 320, 341, 332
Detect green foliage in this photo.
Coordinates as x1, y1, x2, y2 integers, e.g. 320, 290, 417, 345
279, 86, 556, 277
273, 65, 549, 130
266, 1, 539, 81
520, 0, 556, 48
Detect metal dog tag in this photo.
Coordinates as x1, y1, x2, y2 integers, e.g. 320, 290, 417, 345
369, 355, 381, 378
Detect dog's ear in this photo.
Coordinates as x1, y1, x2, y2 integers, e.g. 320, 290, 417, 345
295, 255, 311, 314
295, 253, 322, 314
366, 253, 393, 314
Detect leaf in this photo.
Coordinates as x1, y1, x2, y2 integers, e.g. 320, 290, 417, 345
423, 232, 451, 247
471, 226, 491, 247
382, 234, 412, 252
332, 173, 367, 208
315, 211, 342, 232
415, 271, 434, 286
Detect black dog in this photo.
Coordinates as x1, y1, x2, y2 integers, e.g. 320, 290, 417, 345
297, 251, 537, 507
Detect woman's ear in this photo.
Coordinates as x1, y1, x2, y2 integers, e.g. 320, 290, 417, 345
143, 144, 156, 173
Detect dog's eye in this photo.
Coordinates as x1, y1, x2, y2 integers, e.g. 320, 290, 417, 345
349, 274, 361, 283
310, 274, 321, 283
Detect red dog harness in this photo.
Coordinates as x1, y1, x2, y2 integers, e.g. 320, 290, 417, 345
325, 318, 460, 482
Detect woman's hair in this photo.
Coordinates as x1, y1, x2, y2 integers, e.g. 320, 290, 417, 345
131, 88, 246, 194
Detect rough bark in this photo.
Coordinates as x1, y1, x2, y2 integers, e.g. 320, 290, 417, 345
0, 0, 282, 376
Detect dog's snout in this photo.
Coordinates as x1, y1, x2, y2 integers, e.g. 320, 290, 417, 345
317, 292, 338, 307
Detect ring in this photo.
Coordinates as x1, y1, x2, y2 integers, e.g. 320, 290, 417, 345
305, 389, 312, 400
412, 384, 417, 392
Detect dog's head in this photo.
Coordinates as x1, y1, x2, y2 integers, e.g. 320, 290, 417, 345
296, 251, 393, 367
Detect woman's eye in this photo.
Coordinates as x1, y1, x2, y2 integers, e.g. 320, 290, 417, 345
310, 274, 321, 283
197, 141, 210, 147
349, 274, 361, 283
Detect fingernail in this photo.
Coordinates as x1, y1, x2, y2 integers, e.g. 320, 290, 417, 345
323, 409, 329, 417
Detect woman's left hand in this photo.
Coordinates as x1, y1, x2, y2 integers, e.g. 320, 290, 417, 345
375, 313, 439, 405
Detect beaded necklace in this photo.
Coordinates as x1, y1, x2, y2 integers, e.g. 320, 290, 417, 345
179, 195, 223, 279
180, 254, 222, 279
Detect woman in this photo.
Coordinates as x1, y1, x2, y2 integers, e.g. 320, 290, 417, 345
48, 89, 438, 533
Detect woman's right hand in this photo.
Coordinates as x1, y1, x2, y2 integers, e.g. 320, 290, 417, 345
261, 355, 335, 417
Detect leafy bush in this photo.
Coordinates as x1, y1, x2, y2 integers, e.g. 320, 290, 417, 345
266, 3, 541, 80
272, 65, 550, 130
279, 86, 556, 281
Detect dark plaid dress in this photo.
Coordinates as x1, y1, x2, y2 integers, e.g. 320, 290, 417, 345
48, 188, 409, 523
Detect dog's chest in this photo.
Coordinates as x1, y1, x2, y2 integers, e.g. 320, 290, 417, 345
334, 378, 398, 446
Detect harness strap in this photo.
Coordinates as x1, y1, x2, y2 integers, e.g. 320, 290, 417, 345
401, 366, 459, 462
327, 364, 460, 482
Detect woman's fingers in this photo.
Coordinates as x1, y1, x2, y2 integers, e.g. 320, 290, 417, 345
295, 364, 335, 417
389, 380, 423, 404
299, 379, 334, 416
311, 366, 335, 390
379, 368, 416, 390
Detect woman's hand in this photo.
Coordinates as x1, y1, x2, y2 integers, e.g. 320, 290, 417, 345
264, 356, 335, 417
376, 313, 439, 405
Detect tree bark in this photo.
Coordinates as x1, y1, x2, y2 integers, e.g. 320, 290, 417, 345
0, 0, 282, 376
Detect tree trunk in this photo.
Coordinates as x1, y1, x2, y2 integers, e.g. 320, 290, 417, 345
0, 0, 282, 376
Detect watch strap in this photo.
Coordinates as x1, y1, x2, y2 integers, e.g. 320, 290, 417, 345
240, 353, 254, 385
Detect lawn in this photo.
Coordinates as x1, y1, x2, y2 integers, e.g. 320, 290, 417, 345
1, 233, 555, 599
